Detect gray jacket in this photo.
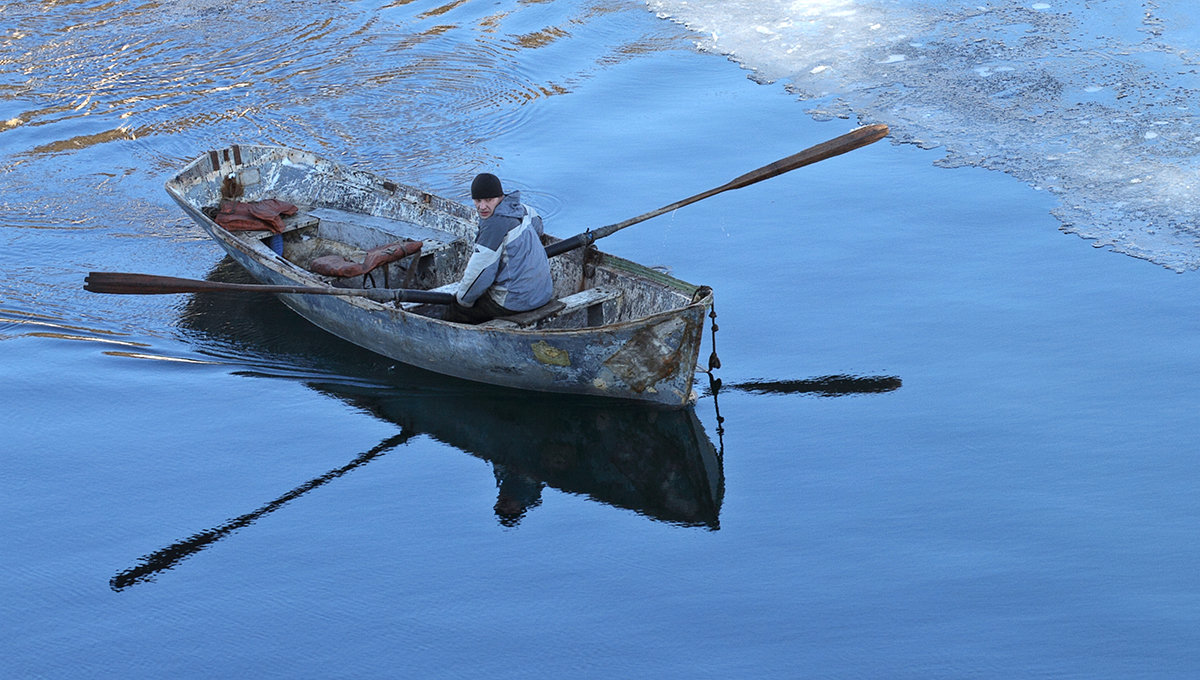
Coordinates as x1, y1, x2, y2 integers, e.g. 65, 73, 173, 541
455, 191, 553, 312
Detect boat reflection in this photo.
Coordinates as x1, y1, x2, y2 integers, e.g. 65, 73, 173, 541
325, 380, 725, 529
112, 259, 725, 589
181, 257, 724, 527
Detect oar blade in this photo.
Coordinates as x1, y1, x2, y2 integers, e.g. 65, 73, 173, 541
84, 272, 210, 295
568, 123, 891, 250
722, 123, 890, 191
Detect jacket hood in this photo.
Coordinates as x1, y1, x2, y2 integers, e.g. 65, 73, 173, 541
493, 190, 525, 219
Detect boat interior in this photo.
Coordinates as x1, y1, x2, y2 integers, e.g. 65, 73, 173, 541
183, 147, 704, 330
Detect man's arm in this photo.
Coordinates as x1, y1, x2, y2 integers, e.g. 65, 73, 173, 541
455, 242, 501, 306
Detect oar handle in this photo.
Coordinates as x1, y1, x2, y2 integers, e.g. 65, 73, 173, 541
84, 272, 456, 305
544, 233, 594, 258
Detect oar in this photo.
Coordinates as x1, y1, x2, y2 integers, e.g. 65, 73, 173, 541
83, 271, 455, 305
545, 123, 889, 257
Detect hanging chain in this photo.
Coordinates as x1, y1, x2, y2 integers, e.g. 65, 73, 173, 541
707, 304, 721, 372
702, 290, 725, 447
694, 286, 721, 374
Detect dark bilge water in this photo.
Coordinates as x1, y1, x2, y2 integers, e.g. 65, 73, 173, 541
4, 1, 1200, 678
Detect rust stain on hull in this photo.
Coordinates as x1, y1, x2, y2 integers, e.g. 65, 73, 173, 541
604, 315, 696, 393
531, 340, 570, 366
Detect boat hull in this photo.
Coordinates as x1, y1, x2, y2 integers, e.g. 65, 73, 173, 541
166, 145, 712, 408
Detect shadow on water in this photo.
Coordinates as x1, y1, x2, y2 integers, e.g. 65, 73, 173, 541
112, 258, 726, 590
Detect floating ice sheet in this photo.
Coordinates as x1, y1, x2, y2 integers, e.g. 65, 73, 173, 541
649, 0, 1200, 270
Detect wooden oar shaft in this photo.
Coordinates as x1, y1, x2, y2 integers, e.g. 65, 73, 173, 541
545, 123, 889, 258
84, 272, 456, 305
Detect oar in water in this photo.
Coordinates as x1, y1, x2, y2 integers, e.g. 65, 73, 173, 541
546, 123, 890, 257
83, 271, 456, 305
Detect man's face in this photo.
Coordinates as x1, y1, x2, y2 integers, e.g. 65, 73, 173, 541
474, 196, 502, 219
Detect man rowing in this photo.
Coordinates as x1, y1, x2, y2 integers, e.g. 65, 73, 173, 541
444, 173, 554, 323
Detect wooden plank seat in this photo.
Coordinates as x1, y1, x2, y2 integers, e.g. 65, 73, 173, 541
397, 284, 622, 328
481, 285, 624, 329
303, 208, 466, 288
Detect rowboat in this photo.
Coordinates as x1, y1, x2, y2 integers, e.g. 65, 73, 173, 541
163, 144, 715, 408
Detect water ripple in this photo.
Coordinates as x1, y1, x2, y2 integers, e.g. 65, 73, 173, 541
0, 0, 695, 333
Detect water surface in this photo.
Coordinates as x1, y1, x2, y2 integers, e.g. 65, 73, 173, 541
3, 1, 1199, 678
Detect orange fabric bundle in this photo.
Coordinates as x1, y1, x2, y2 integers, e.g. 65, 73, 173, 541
310, 241, 424, 278
215, 198, 298, 233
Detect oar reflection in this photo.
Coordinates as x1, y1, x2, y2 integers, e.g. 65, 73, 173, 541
110, 432, 412, 591
711, 374, 903, 397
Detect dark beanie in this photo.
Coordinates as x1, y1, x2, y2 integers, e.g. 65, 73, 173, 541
471, 173, 504, 199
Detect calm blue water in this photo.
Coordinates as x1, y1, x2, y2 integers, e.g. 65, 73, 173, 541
3, 1, 1199, 678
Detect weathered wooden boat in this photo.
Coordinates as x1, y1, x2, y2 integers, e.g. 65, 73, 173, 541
162, 144, 715, 407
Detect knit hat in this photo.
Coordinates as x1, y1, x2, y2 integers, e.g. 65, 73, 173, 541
471, 173, 504, 199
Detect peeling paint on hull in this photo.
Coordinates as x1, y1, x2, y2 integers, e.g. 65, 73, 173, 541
165, 145, 713, 408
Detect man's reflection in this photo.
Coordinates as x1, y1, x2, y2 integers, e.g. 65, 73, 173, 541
493, 463, 545, 527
